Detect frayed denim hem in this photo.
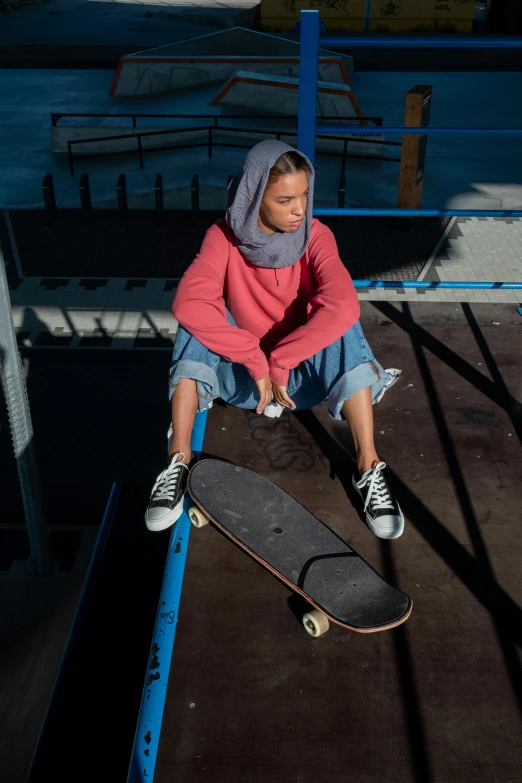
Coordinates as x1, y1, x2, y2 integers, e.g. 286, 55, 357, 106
168, 359, 220, 413
327, 360, 392, 421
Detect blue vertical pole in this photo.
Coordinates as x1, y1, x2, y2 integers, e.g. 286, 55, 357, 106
297, 9, 320, 166
127, 410, 208, 783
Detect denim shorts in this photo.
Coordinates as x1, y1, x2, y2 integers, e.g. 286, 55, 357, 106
168, 316, 393, 421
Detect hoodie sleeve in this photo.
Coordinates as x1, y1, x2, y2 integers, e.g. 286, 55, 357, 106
268, 223, 360, 387
172, 222, 269, 381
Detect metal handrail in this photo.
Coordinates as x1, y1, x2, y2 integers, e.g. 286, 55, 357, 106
314, 208, 522, 218
317, 126, 522, 136
352, 281, 522, 289
66, 122, 400, 176
319, 36, 522, 48
52, 111, 384, 127
127, 411, 208, 783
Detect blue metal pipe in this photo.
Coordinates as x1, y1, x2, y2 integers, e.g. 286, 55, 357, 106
316, 126, 522, 136
353, 281, 522, 289
127, 410, 208, 783
319, 36, 522, 48
297, 10, 320, 165
314, 208, 522, 218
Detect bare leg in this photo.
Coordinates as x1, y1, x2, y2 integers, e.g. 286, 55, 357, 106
342, 387, 380, 473
169, 378, 198, 464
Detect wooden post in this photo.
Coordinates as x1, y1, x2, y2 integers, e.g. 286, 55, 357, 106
397, 85, 432, 210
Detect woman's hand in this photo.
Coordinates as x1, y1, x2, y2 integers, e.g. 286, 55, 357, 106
255, 374, 273, 414
272, 384, 296, 410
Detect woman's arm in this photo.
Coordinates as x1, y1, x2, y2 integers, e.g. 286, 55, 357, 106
268, 223, 360, 386
173, 223, 269, 381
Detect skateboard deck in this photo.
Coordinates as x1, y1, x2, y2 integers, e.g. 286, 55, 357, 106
188, 459, 412, 635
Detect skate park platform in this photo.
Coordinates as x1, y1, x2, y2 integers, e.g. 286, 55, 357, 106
148, 302, 522, 783
18, 303, 522, 782
109, 27, 354, 97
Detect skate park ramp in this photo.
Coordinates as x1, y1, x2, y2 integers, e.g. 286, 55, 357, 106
212, 71, 364, 120
110, 56, 351, 98
109, 27, 354, 97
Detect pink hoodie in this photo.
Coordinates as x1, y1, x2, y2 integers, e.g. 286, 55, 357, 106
173, 218, 360, 387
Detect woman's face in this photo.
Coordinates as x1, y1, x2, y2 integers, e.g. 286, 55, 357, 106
257, 171, 309, 234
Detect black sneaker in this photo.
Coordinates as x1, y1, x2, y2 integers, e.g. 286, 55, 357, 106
352, 461, 404, 539
145, 453, 190, 532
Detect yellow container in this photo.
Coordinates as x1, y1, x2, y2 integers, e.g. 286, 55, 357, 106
371, 0, 475, 32
260, 0, 476, 33
261, 0, 367, 32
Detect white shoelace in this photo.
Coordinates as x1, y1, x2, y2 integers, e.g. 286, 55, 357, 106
151, 452, 186, 503
356, 461, 395, 513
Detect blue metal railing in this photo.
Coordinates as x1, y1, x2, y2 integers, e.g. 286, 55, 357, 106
298, 11, 320, 166
164, 276, 521, 290
314, 208, 522, 218
352, 281, 522, 290
128, 410, 208, 783
319, 36, 522, 48
299, 10, 522, 288
316, 126, 522, 137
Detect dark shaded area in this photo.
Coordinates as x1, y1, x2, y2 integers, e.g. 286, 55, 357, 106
488, 0, 522, 35
27, 482, 170, 783
155, 304, 522, 783
0, 529, 83, 572
7, 209, 449, 281
0, 349, 174, 781
351, 46, 522, 72
1, 43, 521, 71
1, 350, 171, 525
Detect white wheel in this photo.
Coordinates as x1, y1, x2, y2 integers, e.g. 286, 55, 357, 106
302, 610, 330, 637
188, 506, 209, 528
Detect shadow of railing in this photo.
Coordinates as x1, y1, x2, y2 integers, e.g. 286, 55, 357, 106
15, 305, 177, 352
296, 299, 522, 776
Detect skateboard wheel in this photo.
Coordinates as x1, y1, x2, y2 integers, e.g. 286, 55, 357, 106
188, 507, 209, 528
302, 610, 330, 638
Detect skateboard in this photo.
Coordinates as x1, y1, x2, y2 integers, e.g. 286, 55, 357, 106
187, 459, 412, 637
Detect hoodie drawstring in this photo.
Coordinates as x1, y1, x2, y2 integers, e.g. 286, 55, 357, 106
275, 269, 279, 287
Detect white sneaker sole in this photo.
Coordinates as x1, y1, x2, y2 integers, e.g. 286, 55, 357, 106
352, 477, 405, 540
145, 496, 185, 533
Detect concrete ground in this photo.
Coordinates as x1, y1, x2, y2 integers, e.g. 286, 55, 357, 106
2, 303, 521, 780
